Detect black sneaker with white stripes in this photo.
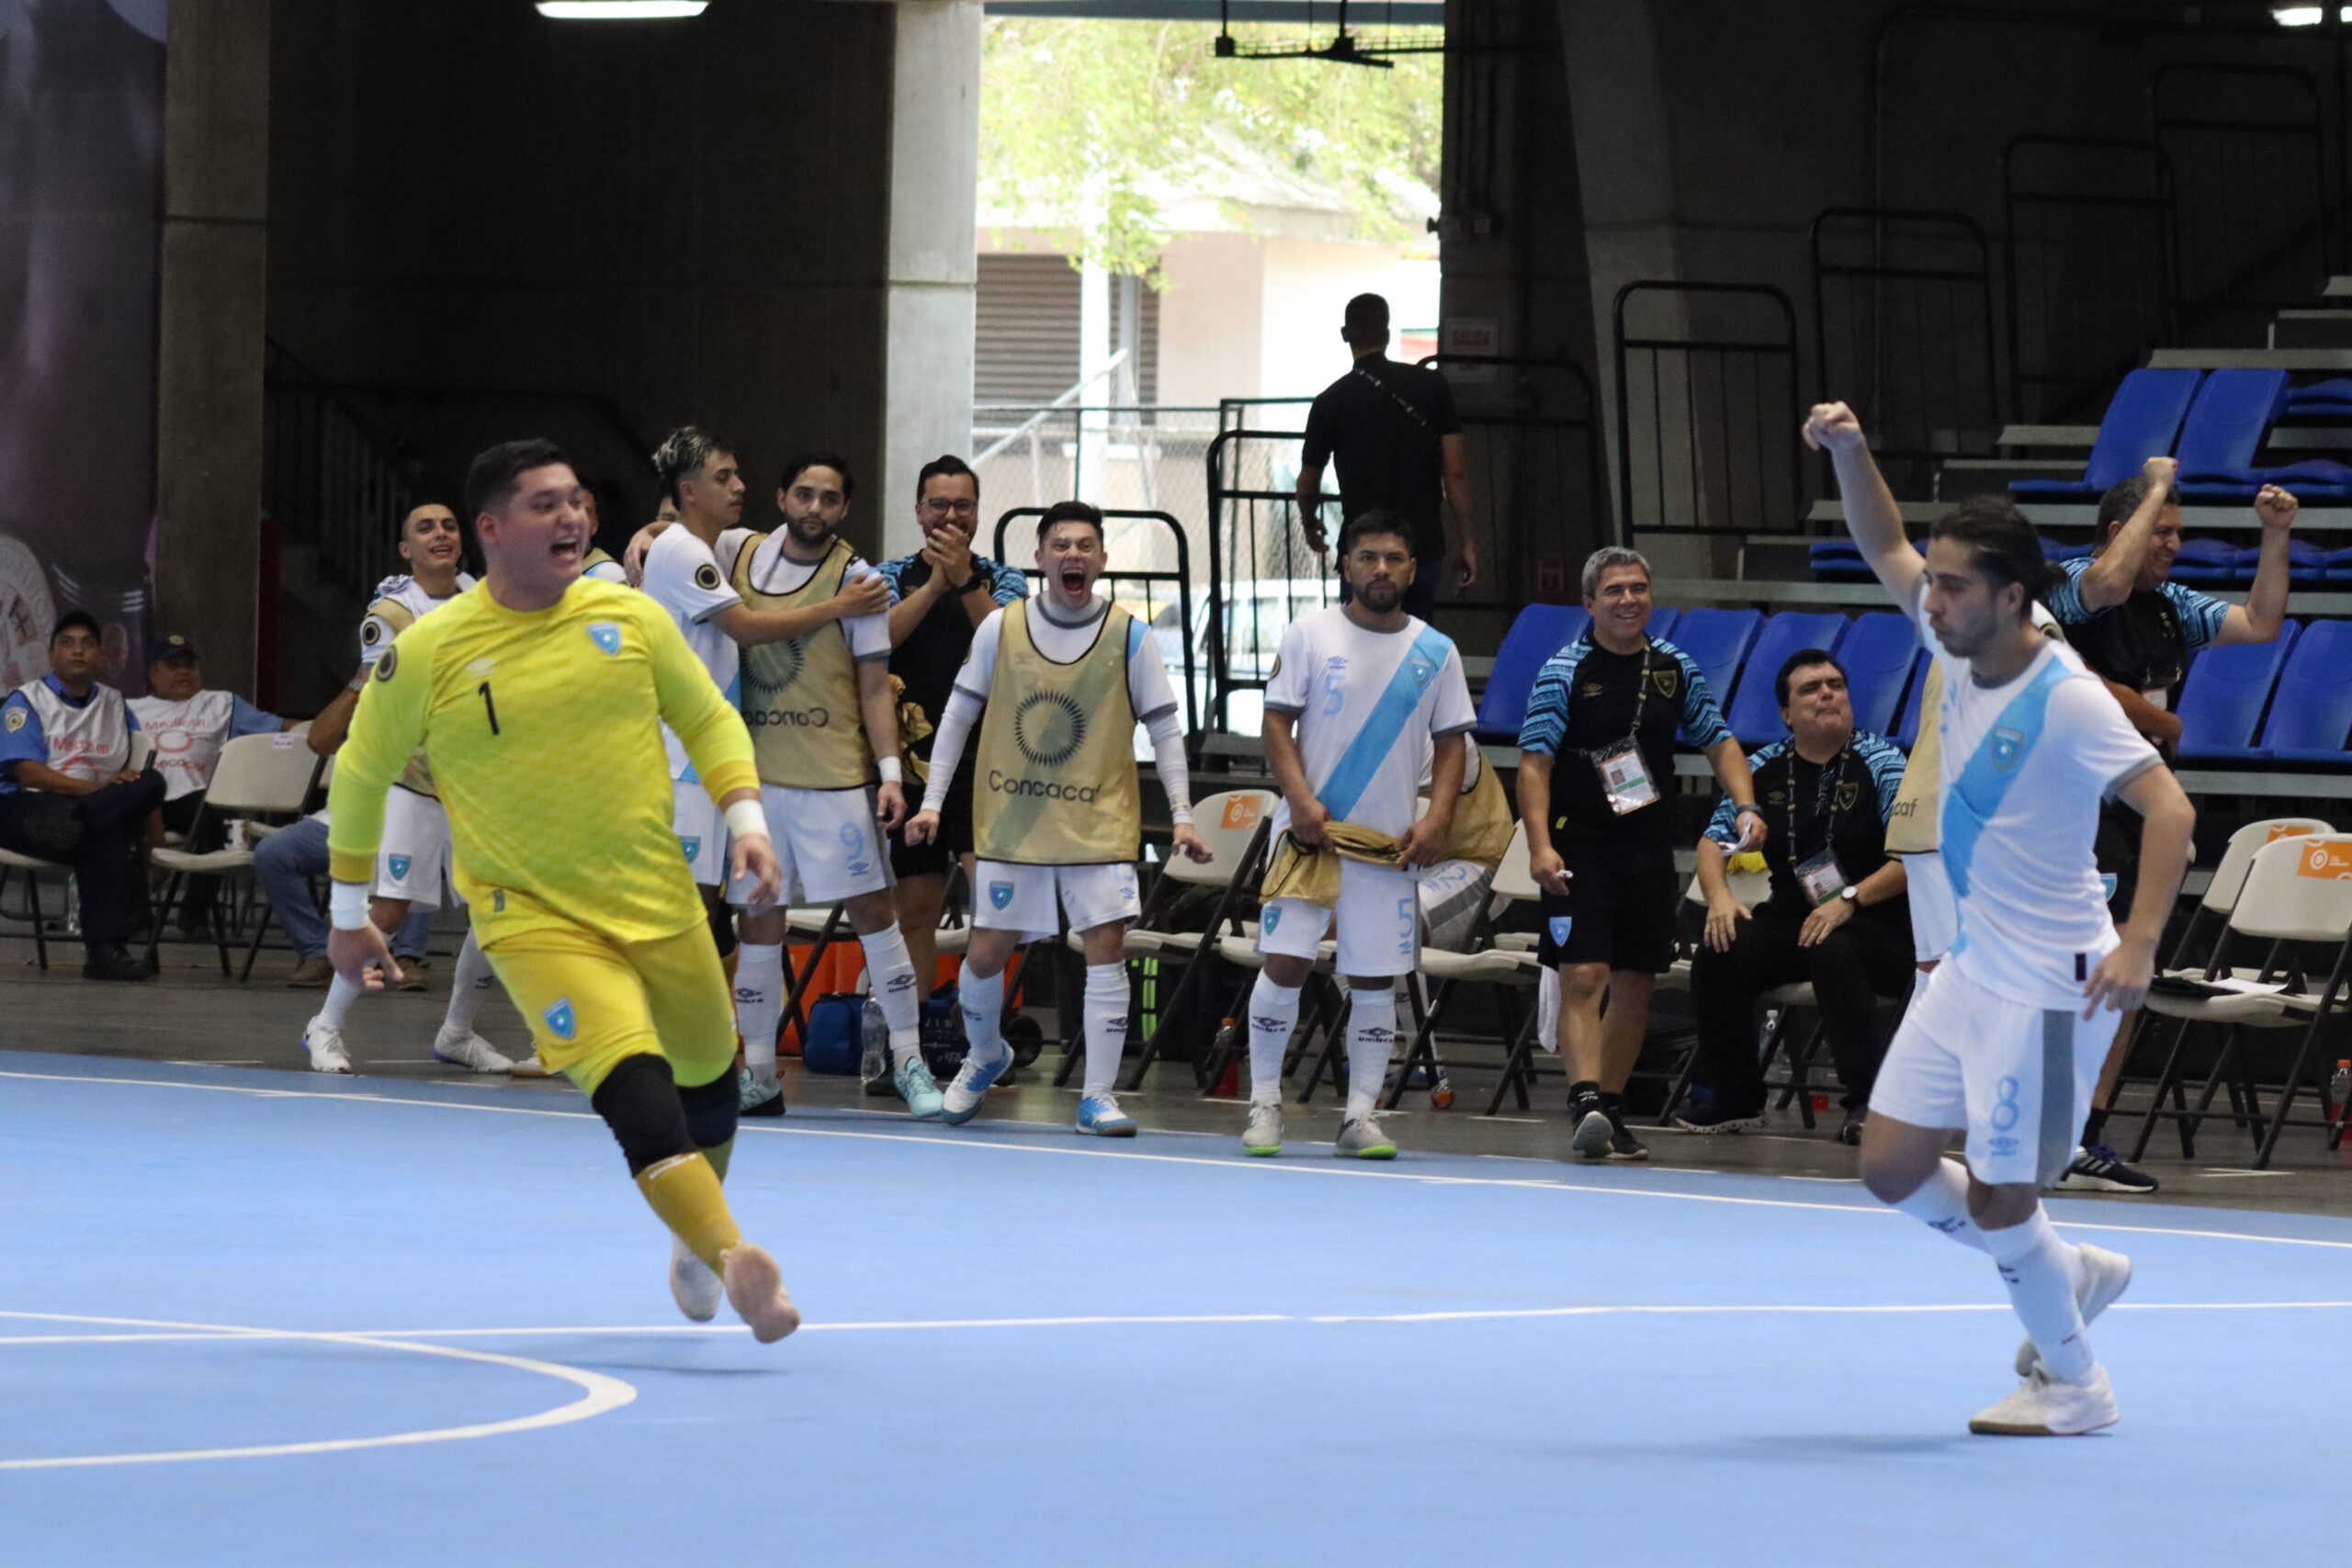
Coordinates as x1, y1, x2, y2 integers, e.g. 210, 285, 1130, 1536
1673, 1101, 1765, 1135
2053, 1144, 2157, 1194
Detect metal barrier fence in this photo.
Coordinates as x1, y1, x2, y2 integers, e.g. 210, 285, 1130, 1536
1809, 209, 2000, 501
972, 406, 1221, 521
990, 506, 1200, 738
261, 340, 414, 606
1203, 426, 1340, 732
2002, 135, 2178, 424
1611, 281, 1804, 537
2152, 62, 2330, 332
1418, 353, 1611, 577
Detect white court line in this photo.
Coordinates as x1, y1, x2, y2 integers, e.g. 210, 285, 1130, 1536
10, 1066, 2352, 1252
0, 1309, 634, 1472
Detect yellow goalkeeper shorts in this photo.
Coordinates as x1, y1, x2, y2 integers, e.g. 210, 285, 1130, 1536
481, 919, 736, 1097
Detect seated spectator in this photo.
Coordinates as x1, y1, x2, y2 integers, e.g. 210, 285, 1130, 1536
129, 634, 289, 934
0, 611, 166, 980
1676, 649, 1914, 1145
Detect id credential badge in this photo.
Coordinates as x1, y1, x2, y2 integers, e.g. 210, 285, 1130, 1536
1796, 849, 1849, 908
1596, 742, 1658, 815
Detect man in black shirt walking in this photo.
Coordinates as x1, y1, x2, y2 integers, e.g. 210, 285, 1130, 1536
1295, 293, 1476, 618
1679, 649, 1914, 1145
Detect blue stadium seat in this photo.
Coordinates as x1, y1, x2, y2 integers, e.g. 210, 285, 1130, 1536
2230, 539, 2330, 584
2257, 621, 2352, 762
1725, 611, 1851, 746
2176, 620, 2298, 762
2040, 537, 2092, 562
1663, 608, 1762, 738
1894, 649, 1934, 750
1809, 540, 1873, 582
2166, 537, 2239, 586
2010, 368, 2201, 501
2169, 369, 2290, 499
1836, 611, 1921, 738
1645, 604, 1681, 639
2282, 377, 2352, 421
2324, 547, 2352, 582
1476, 604, 1590, 739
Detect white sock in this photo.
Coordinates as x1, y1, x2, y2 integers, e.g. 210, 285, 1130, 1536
438, 931, 495, 1037
960, 965, 1009, 1067
1344, 985, 1397, 1119
1246, 976, 1302, 1106
735, 942, 785, 1078
1081, 961, 1128, 1097
317, 970, 364, 1031
1984, 1208, 2093, 1383
859, 925, 925, 1068
1889, 1158, 1991, 1254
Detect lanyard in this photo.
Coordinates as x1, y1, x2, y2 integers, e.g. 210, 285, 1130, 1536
1782, 745, 1852, 862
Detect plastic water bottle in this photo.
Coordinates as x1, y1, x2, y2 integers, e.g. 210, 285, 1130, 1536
2332, 1059, 2351, 1114
860, 997, 890, 1087
1207, 1017, 1238, 1098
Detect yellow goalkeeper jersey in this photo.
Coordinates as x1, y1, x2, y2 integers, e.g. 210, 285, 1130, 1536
327, 578, 758, 945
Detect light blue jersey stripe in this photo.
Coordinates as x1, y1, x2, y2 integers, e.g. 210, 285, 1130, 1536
1317, 624, 1453, 823
1940, 656, 2067, 899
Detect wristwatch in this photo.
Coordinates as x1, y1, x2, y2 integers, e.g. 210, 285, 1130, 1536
1838, 885, 1860, 905
958, 569, 985, 595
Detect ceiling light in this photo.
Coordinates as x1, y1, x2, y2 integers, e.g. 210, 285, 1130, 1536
537, 2, 709, 18
2274, 6, 2352, 25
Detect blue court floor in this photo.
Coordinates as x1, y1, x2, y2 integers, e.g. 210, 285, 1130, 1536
4, 1047, 2347, 1567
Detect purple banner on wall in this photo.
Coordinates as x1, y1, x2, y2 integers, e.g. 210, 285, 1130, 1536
0, 0, 168, 695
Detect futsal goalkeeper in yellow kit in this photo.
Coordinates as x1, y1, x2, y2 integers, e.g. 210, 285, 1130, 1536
324, 438, 799, 1344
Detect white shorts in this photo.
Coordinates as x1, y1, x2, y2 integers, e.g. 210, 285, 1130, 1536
972, 860, 1140, 942
376, 787, 454, 911
1258, 859, 1421, 978
727, 784, 891, 908
1902, 852, 1955, 964
1868, 960, 2117, 1188
673, 780, 729, 888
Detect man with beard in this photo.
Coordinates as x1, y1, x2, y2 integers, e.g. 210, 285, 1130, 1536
725, 453, 943, 1120
906, 501, 1209, 1134
1239, 511, 1478, 1159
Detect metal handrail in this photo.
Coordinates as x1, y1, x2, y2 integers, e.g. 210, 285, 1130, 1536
973, 349, 1133, 467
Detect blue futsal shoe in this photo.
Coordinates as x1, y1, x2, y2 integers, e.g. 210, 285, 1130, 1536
940, 1043, 1012, 1126
1075, 1091, 1138, 1137
894, 1053, 947, 1121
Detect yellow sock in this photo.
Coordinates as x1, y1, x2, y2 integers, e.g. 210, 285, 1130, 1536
703, 1135, 734, 1182
633, 1152, 742, 1271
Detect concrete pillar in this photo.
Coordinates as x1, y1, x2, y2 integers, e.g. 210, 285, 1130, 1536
882, 1, 982, 559
157, 0, 270, 695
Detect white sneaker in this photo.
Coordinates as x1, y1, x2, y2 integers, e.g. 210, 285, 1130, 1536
432, 1028, 514, 1074
507, 1053, 550, 1078
1969, 1362, 2119, 1436
301, 1018, 352, 1074
2015, 1242, 2132, 1376
669, 1236, 722, 1323
1241, 1100, 1284, 1156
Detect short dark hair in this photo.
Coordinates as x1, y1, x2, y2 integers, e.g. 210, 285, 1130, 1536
465, 439, 572, 525
1037, 499, 1104, 542
780, 450, 854, 502
651, 425, 732, 507
2093, 474, 2177, 545
1929, 494, 2053, 615
1773, 649, 1845, 708
916, 454, 978, 505
51, 609, 99, 645
1342, 292, 1390, 344
1338, 509, 1414, 558
397, 500, 456, 542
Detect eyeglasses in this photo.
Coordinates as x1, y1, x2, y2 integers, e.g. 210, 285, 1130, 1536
922, 498, 978, 517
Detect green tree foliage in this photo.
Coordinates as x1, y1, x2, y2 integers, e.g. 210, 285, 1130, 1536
980, 19, 1442, 278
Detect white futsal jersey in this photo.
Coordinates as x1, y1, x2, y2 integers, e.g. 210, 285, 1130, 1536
1261, 605, 1476, 840
1907, 579, 2161, 1009
640, 525, 747, 782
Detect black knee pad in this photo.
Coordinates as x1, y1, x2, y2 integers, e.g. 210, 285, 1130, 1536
676, 1068, 740, 1153
589, 1053, 695, 1175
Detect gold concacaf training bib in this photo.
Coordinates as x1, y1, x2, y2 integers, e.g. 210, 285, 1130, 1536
732, 535, 874, 790
975, 602, 1139, 865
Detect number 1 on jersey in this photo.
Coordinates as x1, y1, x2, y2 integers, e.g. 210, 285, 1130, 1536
479, 680, 500, 736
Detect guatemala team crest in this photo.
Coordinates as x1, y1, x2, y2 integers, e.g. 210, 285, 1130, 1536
543, 998, 577, 1041
1549, 916, 1574, 946
1991, 727, 2024, 773
989, 881, 1015, 910
387, 854, 413, 881
1262, 906, 1281, 933
678, 836, 701, 863
587, 621, 621, 657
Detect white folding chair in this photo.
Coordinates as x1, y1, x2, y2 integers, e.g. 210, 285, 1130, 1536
147, 731, 322, 976
1114, 788, 1277, 1090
